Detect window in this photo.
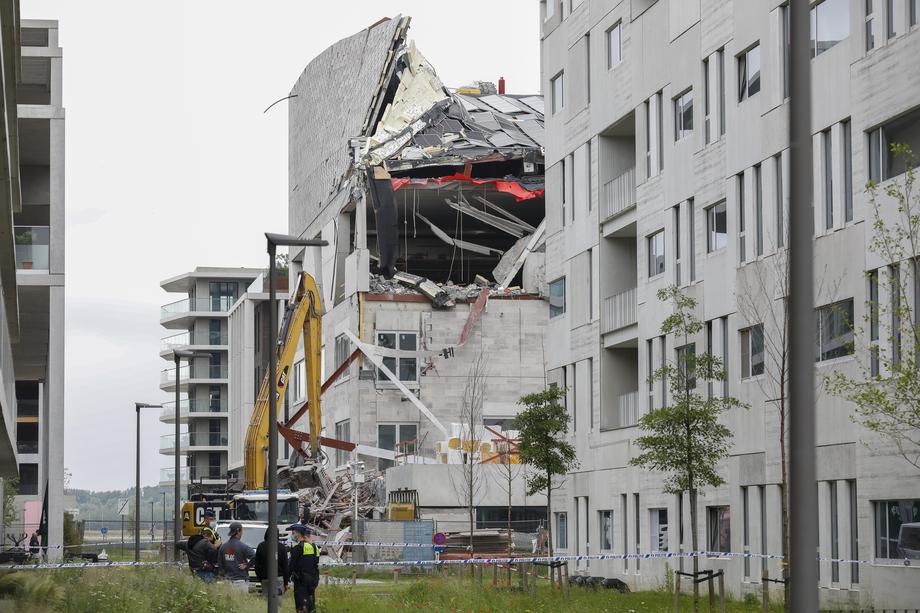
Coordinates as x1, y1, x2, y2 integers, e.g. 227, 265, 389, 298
706, 321, 714, 398
208, 352, 222, 378
674, 89, 693, 141
645, 92, 664, 177
823, 128, 834, 230
887, 0, 895, 38
866, 0, 876, 50
869, 107, 920, 182
647, 339, 655, 411
377, 423, 418, 470
688, 198, 697, 281
811, 0, 851, 57
209, 385, 222, 412
718, 49, 726, 136
549, 277, 566, 318
18, 463, 38, 496
742, 487, 751, 577
660, 335, 668, 405
209, 319, 222, 345
891, 264, 902, 366
849, 482, 859, 583
334, 333, 351, 380
335, 419, 351, 466
16, 422, 38, 454
869, 269, 880, 376
208, 451, 222, 478
703, 58, 711, 143
721, 316, 730, 397
673, 205, 682, 285
754, 163, 763, 256
912, 0, 918, 26
544, 0, 555, 20
775, 153, 785, 247
737, 173, 746, 263
676, 343, 696, 390
737, 44, 761, 102
650, 508, 669, 551
634, 493, 641, 563
376, 332, 418, 382
830, 481, 840, 582
815, 299, 855, 362
607, 21, 622, 67
551, 72, 564, 114
843, 120, 853, 222
556, 512, 568, 549
706, 201, 727, 252
599, 510, 614, 550
208, 281, 237, 311
584, 33, 591, 104
782, 3, 791, 97
874, 499, 920, 558
648, 230, 665, 277
741, 324, 765, 378
708, 505, 731, 554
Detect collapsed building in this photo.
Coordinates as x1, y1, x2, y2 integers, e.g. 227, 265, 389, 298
277, 16, 549, 528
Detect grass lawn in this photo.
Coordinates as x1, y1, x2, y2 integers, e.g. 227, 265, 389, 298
0, 566, 785, 612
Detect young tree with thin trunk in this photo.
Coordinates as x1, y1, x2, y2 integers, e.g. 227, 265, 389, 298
629, 286, 745, 612
490, 433, 522, 585
513, 386, 578, 587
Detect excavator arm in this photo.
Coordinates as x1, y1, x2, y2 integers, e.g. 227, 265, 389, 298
243, 271, 323, 489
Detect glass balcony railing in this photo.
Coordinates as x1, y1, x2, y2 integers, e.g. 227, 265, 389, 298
160, 332, 229, 352
160, 364, 227, 384
160, 296, 237, 318
160, 432, 228, 450
14, 226, 49, 270
160, 466, 225, 483
160, 398, 228, 419
161, 365, 190, 385
159, 466, 190, 482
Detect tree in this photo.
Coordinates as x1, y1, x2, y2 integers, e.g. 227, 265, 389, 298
629, 285, 745, 612
513, 386, 578, 586
2, 477, 18, 529
826, 145, 920, 471
490, 430, 523, 585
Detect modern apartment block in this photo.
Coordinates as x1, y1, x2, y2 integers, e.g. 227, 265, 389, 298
158, 268, 261, 494
541, 0, 920, 607
10, 17, 65, 559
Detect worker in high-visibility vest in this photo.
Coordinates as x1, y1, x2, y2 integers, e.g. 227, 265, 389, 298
288, 524, 320, 613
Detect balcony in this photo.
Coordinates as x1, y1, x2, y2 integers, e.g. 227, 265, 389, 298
160, 331, 229, 358
14, 226, 49, 270
159, 466, 226, 486
602, 287, 638, 334
159, 432, 229, 454
160, 364, 228, 391
601, 167, 636, 221
160, 296, 236, 328
160, 398, 229, 423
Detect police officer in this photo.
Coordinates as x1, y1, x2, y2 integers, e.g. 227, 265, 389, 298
288, 524, 320, 613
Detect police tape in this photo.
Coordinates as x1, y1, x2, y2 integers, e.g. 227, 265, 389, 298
1, 550, 917, 571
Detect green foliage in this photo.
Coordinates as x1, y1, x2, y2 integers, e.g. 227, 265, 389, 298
825, 144, 920, 471
2, 478, 17, 527
630, 286, 745, 494
513, 386, 578, 497
62, 514, 81, 549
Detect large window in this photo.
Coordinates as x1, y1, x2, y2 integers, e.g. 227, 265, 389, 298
741, 324, 765, 379
607, 21, 622, 67
645, 91, 664, 177
335, 419, 351, 466
843, 119, 853, 222
737, 173, 747, 263
737, 44, 761, 102
377, 332, 418, 382
599, 510, 614, 550
18, 463, 38, 496
674, 89, 693, 141
754, 163, 763, 256
549, 277, 566, 318
556, 512, 568, 549
650, 508, 669, 552
377, 423, 418, 470
708, 505, 731, 554
551, 72, 564, 114
706, 201, 727, 252
811, 0, 850, 57
648, 230, 665, 277
815, 299, 855, 362
874, 499, 920, 558
869, 107, 920, 182
334, 333, 351, 380
823, 128, 834, 230
869, 269, 880, 376
866, 0, 876, 51
16, 422, 38, 454
208, 281, 237, 311
775, 153, 785, 248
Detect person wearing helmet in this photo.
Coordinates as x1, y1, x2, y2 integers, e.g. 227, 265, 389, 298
188, 527, 219, 582
218, 522, 255, 591
288, 524, 320, 613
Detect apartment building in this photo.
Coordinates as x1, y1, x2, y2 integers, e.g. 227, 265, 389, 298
541, 0, 920, 607
158, 268, 261, 494
10, 17, 66, 559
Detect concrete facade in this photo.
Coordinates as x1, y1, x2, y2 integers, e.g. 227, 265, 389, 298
541, 0, 920, 607
158, 267, 261, 494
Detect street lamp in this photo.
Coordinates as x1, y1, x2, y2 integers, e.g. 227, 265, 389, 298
134, 402, 162, 563
264, 232, 326, 613
172, 349, 209, 561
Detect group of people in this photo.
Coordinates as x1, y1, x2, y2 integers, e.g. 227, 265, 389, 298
185, 510, 321, 613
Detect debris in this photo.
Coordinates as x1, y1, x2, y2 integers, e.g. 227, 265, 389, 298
368, 274, 531, 303
393, 271, 453, 308
473, 274, 489, 287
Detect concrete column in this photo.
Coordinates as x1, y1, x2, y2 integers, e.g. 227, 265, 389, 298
46, 284, 64, 560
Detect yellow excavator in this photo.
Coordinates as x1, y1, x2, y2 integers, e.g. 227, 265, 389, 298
243, 271, 323, 489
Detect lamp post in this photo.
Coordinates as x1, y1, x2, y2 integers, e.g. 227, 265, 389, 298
172, 349, 208, 561
264, 232, 326, 613
134, 402, 162, 563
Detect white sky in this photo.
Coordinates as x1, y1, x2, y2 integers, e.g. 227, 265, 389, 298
19, 1, 541, 491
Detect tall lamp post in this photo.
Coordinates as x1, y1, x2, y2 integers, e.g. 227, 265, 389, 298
264, 232, 326, 613
134, 402, 162, 563
172, 349, 208, 560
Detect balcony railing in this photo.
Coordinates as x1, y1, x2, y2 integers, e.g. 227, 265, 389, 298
160, 364, 227, 384
602, 167, 636, 220
160, 432, 228, 450
14, 226, 49, 270
160, 466, 190, 482
160, 466, 225, 483
160, 399, 228, 419
602, 287, 638, 334
160, 296, 236, 318
617, 391, 640, 428
161, 365, 189, 384
160, 331, 229, 352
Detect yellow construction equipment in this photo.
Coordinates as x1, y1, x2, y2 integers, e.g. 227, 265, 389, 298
243, 271, 323, 489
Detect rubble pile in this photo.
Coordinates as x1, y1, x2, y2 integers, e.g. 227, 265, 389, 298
368, 273, 530, 305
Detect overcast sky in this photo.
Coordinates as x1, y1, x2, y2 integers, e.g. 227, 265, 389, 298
19, 1, 541, 491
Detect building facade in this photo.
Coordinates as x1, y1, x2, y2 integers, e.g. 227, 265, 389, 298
158, 267, 261, 494
11, 17, 66, 559
541, 0, 920, 607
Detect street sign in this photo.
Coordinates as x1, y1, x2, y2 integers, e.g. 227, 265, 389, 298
117, 498, 131, 516
433, 545, 447, 554
100, 527, 108, 536
432, 532, 446, 546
